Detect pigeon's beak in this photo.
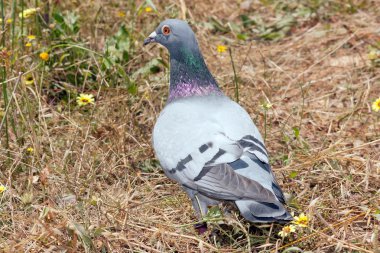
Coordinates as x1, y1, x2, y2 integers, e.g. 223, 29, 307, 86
143, 31, 157, 46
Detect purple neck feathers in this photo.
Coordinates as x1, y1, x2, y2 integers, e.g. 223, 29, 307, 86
168, 82, 222, 102
167, 48, 222, 102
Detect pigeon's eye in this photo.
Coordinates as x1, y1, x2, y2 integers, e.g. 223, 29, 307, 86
162, 25, 171, 35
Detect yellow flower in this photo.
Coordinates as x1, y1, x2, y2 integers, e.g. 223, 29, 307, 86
0, 184, 7, 194
0, 18, 11, 24
368, 50, 379, 60
293, 213, 309, 227
0, 108, 4, 118
117, 11, 126, 18
25, 42, 32, 47
89, 196, 100, 206
145, 6, 153, 12
77, 94, 95, 106
143, 91, 150, 100
278, 225, 296, 238
27, 35, 36, 40
260, 101, 273, 110
24, 75, 34, 85
19, 8, 39, 19
217, 45, 227, 53
372, 97, 380, 112
26, 147, 34, 153
39, 52, 49, 61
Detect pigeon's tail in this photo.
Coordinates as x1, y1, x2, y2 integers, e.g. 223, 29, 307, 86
235, 200, 293, 223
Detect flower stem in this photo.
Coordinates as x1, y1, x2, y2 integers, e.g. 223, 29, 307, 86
11, 0, 16, 53
228, 47, 239, 103
264, 110, 267, 141
0, 0, 10, 149
21, 0, 24, 48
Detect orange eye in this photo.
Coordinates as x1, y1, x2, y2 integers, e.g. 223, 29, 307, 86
162, 25, 171, 35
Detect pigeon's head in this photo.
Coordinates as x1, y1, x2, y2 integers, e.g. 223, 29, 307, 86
143, 19, 198, 53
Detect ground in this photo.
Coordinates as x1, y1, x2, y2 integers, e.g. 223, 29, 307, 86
0, 0, 379, 252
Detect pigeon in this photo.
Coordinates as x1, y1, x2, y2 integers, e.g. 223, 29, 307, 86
144, 19, 293, 229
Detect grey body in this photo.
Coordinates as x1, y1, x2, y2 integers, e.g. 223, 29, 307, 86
153, 95, 292, 222
146, 19, 292, 223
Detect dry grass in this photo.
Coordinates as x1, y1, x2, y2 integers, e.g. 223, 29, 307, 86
0, 0, 379, 252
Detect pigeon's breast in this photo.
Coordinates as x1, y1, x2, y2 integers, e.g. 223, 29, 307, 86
152, 95, 264, 171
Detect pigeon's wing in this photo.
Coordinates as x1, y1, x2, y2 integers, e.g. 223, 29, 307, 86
235, 135, 286, 204
165, 131, 279, 204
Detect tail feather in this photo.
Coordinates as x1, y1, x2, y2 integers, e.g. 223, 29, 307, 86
235, 200, 293, 223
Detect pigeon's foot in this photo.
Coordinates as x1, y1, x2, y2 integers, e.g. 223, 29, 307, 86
194, 222, 208, 234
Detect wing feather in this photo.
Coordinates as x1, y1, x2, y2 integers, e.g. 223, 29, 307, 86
165, 132, 285, 205
192, 164, 278, 203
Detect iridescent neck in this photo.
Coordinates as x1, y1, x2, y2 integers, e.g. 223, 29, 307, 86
168, 82, 222, 102
168, 48, 221, 102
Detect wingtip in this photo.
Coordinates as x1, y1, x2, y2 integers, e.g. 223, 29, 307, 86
235, 200, 293, 223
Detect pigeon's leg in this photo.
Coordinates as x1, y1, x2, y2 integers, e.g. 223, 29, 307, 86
182, 186, 220, 234
182, 187, 219, 217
